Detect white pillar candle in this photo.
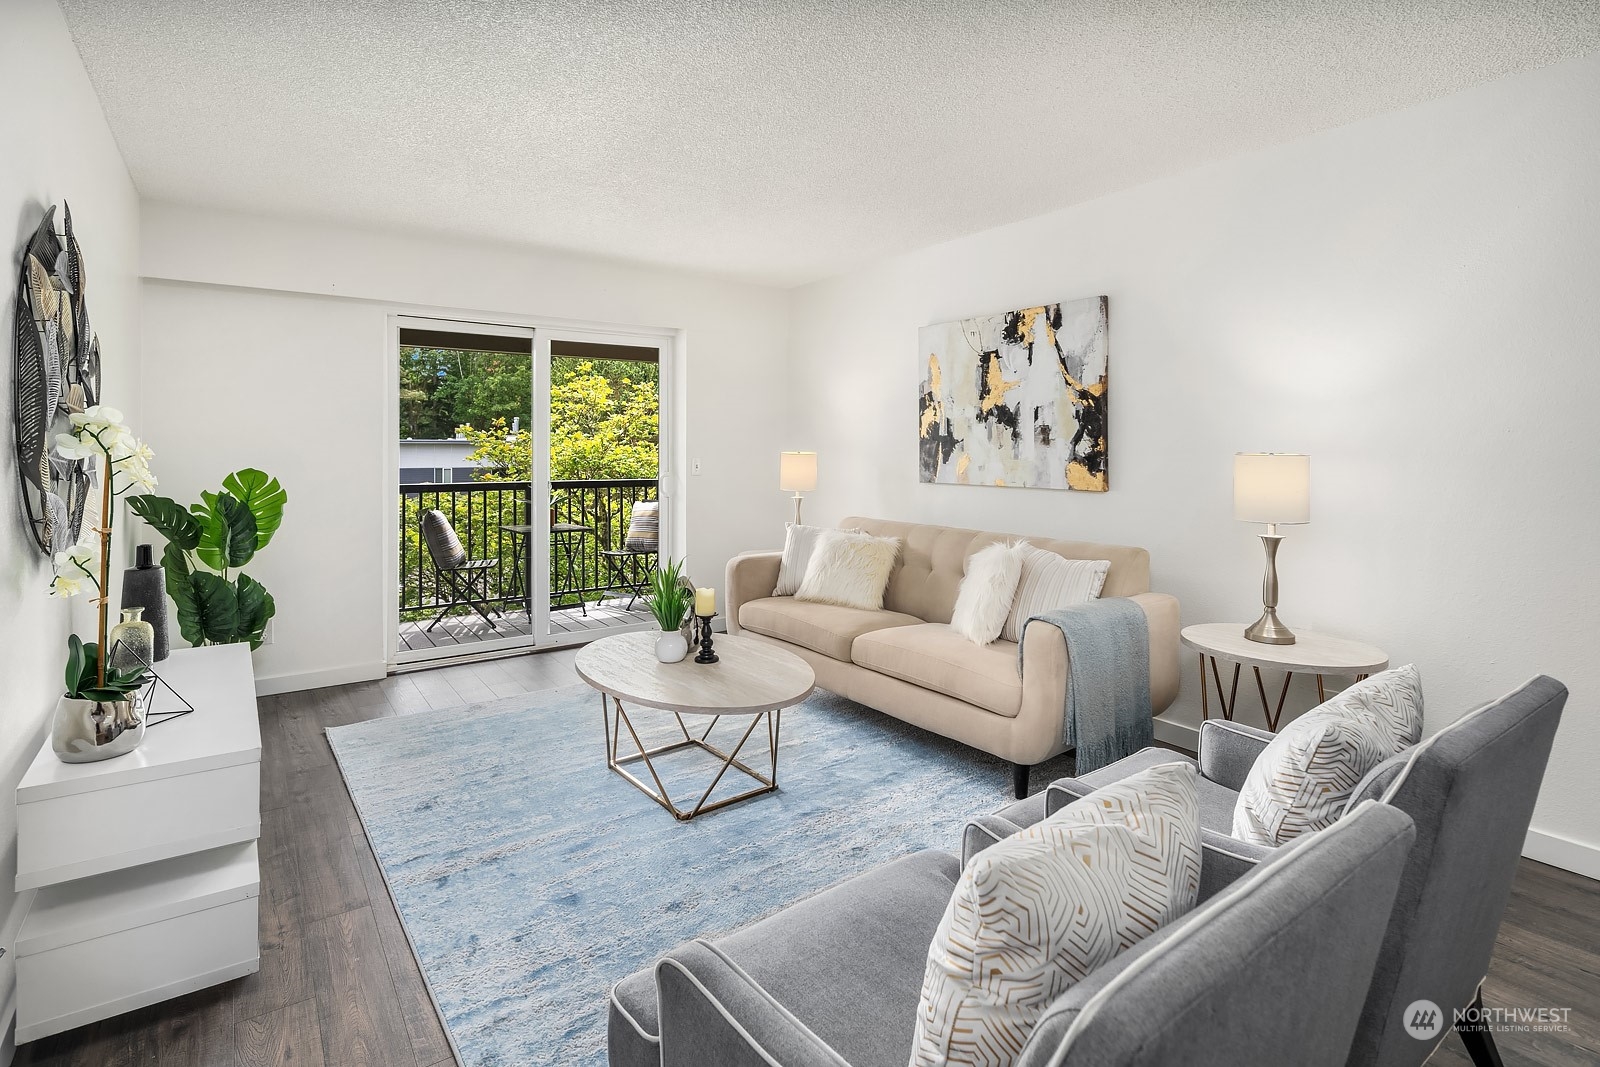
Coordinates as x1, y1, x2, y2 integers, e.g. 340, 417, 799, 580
694, 587, 716, 616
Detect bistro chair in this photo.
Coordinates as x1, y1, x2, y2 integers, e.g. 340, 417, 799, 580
420, 509, 501, 632
600, 500, 659, 610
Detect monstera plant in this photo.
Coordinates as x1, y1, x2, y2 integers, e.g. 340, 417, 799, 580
129, 469, 287, 650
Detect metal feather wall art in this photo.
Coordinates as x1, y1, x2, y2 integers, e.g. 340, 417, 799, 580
13, 203, 102, 555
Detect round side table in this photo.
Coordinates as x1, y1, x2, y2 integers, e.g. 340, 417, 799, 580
1181, 623, 1389, 731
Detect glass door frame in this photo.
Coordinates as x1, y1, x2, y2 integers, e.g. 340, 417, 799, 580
533, 326, 675, 645
386, 312, 679, 669
391, 315, 540, 666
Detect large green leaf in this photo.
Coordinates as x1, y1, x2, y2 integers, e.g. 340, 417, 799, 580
194, 491, 258, 571
235, 574, 276, 650
221, 469, 287, 551
164, 545, 201, 647
65, 633, 86, 696
128, 494, 202, 550
172, 569, 240, 646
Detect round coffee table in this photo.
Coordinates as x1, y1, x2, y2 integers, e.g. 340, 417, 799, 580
1181, 623, 1389, 731
574, 631, 816, 820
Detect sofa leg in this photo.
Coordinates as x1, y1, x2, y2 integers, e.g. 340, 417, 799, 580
1456, 990, 1505, 1067
1012, 763, 1030, 799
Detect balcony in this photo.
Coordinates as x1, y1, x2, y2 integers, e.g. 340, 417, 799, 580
399, 478, 657, 654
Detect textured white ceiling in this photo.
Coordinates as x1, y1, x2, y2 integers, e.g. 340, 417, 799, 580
56, 1, 1600, 287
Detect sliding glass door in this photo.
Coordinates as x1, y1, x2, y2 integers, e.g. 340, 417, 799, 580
393, 318, 667, 665
396, 318, 539, 663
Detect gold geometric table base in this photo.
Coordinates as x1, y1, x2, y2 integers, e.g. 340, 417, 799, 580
601, 693, 781, 821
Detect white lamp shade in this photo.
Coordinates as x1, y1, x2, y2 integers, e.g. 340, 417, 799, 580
779, 451, 818, 492
1234, 453, 1310, 524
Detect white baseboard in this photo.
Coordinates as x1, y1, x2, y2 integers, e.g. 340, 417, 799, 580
1522, 828, 1600, 880
254, 662, 386, 697
1152, 713, 1198, 754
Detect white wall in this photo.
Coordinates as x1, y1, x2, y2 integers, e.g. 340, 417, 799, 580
787, 52, 1600, 872
0, 0, 143, 1045
139, 204, 791, 693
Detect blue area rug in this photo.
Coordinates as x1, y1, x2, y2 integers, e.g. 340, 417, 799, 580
327, 683, 1071, 1067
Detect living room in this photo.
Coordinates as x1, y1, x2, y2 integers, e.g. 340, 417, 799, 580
2, 2, 1597, 1065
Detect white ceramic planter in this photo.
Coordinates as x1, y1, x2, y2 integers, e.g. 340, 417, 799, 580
655, 630, 689, 664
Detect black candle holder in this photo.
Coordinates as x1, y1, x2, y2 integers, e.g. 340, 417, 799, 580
694, 614, 719, 663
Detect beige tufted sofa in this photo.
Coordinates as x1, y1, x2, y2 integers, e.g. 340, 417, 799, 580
726, 517, 1180, 797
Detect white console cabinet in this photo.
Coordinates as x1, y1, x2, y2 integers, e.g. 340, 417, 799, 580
12, 644, 262, 1043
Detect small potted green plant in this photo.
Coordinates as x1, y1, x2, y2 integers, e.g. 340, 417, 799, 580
53, 634, 150, 762
649, 557, 693, 663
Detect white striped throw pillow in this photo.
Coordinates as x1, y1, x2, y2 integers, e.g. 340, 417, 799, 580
1232, 665, 1423, 846
911, 762, 1202, 1067
1000, 548, 1111, 643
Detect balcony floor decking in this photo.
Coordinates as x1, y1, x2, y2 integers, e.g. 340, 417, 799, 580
399, 599, 654, 652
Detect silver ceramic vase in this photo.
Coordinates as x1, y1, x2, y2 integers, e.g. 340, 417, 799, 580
52, 693, 146, 763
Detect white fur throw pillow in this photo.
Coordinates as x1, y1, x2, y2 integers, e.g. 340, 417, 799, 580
910, 761, 1202, 1066
1233, 665, 1423, 846
950, 541, 1029, 645
794, 530, 901, 611
1000, 550, 1111, 642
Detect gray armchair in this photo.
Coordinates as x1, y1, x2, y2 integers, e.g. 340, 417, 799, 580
993, 675, 1568, 1067
609, 802, 1416, 1067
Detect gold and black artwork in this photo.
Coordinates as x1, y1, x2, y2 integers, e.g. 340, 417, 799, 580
918, 296, 1108, 492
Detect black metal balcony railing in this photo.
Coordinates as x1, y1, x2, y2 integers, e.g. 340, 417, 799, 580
399, 478, 658, 622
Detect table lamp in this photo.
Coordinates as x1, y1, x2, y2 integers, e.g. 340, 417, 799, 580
779, 451, 817, 525
1234, 453, 1310, 645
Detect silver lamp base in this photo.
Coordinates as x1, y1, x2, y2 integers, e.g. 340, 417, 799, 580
1244, 531, 1297, 645
1244, 608, 1296, 645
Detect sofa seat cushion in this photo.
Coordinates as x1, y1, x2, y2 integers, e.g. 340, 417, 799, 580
739, 596, 922, 661
852, 624, 1023, 718
712, 850, 962, 1067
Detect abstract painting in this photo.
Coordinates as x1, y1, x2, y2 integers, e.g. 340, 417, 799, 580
918, 296, 1108, 491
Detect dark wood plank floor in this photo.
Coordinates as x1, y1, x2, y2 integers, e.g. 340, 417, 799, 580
13, 651, 1600, 1066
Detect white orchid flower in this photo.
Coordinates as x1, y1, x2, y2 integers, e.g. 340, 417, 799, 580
49, 573, 87, 598
55, 541, 98, 578
55, 432, 99, 460
70, 405, 126, 430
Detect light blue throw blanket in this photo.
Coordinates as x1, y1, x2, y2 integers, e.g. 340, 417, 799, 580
1019, 598, 1152, 774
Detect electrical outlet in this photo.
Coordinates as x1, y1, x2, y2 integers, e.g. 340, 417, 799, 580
260, 619, 275, 646
691, 458, 703, 475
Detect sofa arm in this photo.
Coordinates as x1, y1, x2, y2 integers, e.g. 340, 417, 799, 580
725, 551, 782, 635
963, 814, 1025, 867
1044, 777, 1095, 817
657, 940, 853, 1067
1128, 592, 1181, 715
1198, 720, 1276, 792
1197, 829, 1275, 902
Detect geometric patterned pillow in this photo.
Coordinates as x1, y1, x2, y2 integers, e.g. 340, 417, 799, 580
1344, 663, 1424, 748
1232, 665, 1423, 847
910, 762, 1202, 1067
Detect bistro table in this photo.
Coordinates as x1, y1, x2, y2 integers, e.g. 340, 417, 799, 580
499, 522, 593, 616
